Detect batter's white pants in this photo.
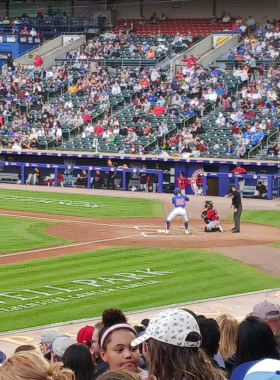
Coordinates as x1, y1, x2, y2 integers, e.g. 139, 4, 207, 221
194, 184, 203, 196
253, 190, 267, 198
140, 183, 148, 192
206, 220, 220, 230
167, 208, 188, 222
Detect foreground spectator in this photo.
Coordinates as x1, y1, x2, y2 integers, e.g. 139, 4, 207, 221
98, 309, 148, 378
0, 351, 74, 380
216, 314, 239, 361
40, 328, 61, 361
63, 343, 96, 380
249, 300, 280, 332
226, 316, 278, 372
131, 309, 225, 380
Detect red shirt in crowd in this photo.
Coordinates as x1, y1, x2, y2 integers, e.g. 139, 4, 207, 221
34, 55, 43, 67
94, 126, 104, 135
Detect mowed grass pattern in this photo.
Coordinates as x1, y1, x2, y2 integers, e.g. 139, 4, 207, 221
0, 189, 164, 218
225, 210, 280, 228
1, 246, 280, 332
1, 216, 73, 254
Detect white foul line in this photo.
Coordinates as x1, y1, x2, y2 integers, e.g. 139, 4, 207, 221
0, 234, 142, 259
0, 212, 138, 230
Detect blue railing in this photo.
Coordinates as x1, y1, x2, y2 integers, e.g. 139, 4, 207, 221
0, 161, 164, 192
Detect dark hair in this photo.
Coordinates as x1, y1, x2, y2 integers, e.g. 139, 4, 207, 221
197, 318, 220, 358
14, 344, 36, 353
63, 343, 96, 380
99, 309, 133, 350
141, 319, 150, 328
148, 336, 225, 380
233, 316, 277, 369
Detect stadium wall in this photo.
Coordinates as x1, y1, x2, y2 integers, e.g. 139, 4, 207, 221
2, 35, 85, 74
116, 0, 278, 24
1, 152, 279, 197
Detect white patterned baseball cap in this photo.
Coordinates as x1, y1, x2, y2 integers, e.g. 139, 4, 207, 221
131, 309, 201, 348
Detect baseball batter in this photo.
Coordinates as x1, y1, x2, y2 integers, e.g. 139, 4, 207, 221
165, 187, 189, 235
201, 200, 223, 232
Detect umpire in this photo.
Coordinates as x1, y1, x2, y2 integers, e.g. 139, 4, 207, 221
229, 183, 242, 233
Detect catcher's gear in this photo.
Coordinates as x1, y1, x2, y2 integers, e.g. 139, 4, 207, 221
204, 200, 213, 208
174, 187, 182, 195
201, 210, 206, 218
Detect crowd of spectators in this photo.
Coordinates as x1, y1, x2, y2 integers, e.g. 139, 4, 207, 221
1, 13, 280, 159
1, 301, 280, 380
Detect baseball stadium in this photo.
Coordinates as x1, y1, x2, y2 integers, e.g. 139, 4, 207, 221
0, 1, 280, 378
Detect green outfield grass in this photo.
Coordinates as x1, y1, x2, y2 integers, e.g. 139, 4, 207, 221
225, 210, 280, 228
1, 246, 280, 332
225, 210, 280, 248
0, 189, 164, 218
1, 216, 73, 254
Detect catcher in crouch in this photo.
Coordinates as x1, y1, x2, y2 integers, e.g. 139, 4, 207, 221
201, 200, 223, 232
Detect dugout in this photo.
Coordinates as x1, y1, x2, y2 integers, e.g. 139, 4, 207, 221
0, 150, 280, 198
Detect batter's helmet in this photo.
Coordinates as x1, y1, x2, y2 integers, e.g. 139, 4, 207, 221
229, 183, 236, 189
174, 187, 182, 195
204, 200, 213, 208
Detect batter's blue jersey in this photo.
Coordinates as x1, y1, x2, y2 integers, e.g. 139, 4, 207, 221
172, 194, 189, 208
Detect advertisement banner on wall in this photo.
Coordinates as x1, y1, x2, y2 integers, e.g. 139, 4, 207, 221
0, 51, 11, 59
213, 35, 230, 47
0, 35, 16, 43
19, 36, 42, 44
63, 35, 80, 46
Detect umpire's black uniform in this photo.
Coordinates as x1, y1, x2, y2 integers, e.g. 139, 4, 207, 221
232, 188, 242, 233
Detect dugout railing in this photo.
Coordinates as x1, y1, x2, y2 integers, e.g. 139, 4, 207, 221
0, 161, 163, 192
202, 172, 280, 199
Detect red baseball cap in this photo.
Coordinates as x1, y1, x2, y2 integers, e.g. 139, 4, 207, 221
77, 325, 94, 345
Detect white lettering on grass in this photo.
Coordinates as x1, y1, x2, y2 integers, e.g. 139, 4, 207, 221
44, 286, 83, 292
71, 280, 103, 288
97, 277, 132, 284
22, 289, 61, 296
135, 268, 173, 276
0, 292, 39, 301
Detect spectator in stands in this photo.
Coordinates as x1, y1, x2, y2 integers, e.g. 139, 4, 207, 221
63, 343, 96, 380
197, 317, 228, 374
98, 309, 148, 378
234, 140, 246, 158
191, 145, 200, 157
0, 351, 74, 380
226, 141, 234, 155
34, 53, 43, 68
216, 314, 239, 361
131, 309, 225, 380
30, 137, 40, 150
247, 16, 256, 32
229, 316, 278, 372
250, 127, 264, 146
267, 142, 277, 156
